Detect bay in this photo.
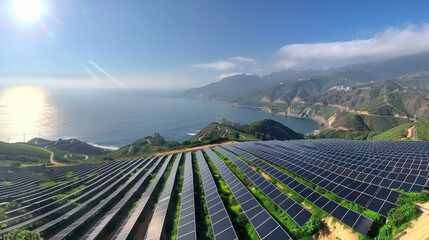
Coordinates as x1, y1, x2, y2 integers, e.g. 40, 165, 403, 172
0, 87, 320, 148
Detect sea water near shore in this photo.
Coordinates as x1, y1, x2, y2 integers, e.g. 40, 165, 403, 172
0, 87, 320, 148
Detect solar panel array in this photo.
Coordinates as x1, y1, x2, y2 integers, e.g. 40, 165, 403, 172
1, 139, 427, 239
205, 148, 292, 240
195, 150, 238, 240
0, 157, 148, 235
176, 152, 197, 240
224, 144, 374, 236
113, 155, 172, 239
214, 147, 313, 227
80, 156, 165, 240
145, 153, 182, 240
241, 140, 406, 217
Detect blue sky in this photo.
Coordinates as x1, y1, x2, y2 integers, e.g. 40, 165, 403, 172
1, 0, 429, 89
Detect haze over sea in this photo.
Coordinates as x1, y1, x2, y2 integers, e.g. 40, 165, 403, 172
0, 86, 319, 149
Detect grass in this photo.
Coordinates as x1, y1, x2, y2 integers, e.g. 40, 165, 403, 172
66, 171, 74, 178
2, 181, 13, 185
86, 173, 98, 178
53, 184, 86, 200
0, 142, 51, 165
39, 180, 57, 188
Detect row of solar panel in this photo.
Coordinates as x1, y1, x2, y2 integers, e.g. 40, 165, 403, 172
244, 143, 398, 216
272, 142, 428, 190
0, 157, 148, 235
196, 151, 238, 240
205, 148, 292, 240
113, 156, 173, 240
225, 145, 373, 236
146, 154, 182, 240
176, 153, 197, 240
214, 147, 313, 227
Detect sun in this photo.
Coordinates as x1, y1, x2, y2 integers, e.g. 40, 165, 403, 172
13, 0, 42, 22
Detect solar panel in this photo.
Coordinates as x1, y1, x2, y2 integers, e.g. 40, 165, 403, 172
0, 157, 148, 236
195, 150, 238, 240
176, 152, 197, 240
228, 144, 373, 236
112, 156, 172, 240
54, 157, 163, 240
215, 146, 312, 227
145, 153, 182, 240
204, 148, 291, 240
246, 142, 399, 216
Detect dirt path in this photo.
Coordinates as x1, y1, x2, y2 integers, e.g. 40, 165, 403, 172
396, 204, 429, 240
318, 217, 358, 240
48, 150, 66, 167
407, 126, 414, 138
153, 141, 239, 156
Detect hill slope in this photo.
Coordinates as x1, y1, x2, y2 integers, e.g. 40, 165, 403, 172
26, 138, 111, 155
0, 142, 51, 166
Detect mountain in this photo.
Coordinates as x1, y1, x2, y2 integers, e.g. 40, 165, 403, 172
185, 52, 429, 133
184, 74, 263, 99
190, 119, 302, 142
26, 138, 111, 155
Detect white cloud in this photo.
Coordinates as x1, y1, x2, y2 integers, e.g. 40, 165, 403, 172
277, 24, 429, 69
229, 56, 256, 63
192, 61, 236, 70
192, 56, 256, 71
218, 72, 243, 79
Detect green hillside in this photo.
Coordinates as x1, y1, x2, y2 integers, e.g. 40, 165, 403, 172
189, 123, 258, 142
26, 138, 111, 155
0, 142, 51, 166
193, 119, 303, 142
371, 121, 429, 141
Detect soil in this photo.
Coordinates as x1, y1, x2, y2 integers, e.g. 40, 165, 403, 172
396, 209, 429, 240
318, 217, 358, 240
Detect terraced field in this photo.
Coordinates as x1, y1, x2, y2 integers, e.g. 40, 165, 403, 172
0, 139, 428, 239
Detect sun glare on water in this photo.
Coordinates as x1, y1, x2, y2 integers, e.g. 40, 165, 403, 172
0, 86, 56, 142
13, 0, 42, 22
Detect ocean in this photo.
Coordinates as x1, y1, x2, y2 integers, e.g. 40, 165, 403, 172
0, 86, 320, 149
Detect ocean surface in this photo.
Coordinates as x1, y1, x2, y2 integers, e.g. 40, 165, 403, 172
0, 86, 320, 149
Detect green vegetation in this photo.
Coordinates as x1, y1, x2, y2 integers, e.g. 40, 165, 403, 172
203, 150, 258, 239
53, 184, 86, 200
220, 119, 304, 141
307, 129, 376, 140
26, 137, 111, 155
2, 181, 13, 185
1, 229, 42, 240
66, 171, 74, 178
365, 191, 429, 240
39, 180, 57, 188
0, 142, 51, 166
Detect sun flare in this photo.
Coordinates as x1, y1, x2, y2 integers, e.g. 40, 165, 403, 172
13, 0, 42, 22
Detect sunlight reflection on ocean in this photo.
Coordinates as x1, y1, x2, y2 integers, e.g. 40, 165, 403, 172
0, 86, 59, 142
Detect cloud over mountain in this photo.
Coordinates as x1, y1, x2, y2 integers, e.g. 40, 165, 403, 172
277, 24, 429, 69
